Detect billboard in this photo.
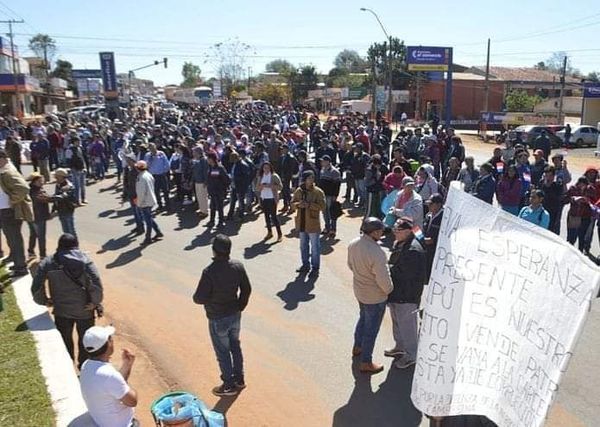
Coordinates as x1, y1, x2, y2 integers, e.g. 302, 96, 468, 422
407, 46, 451, 71
99, 52, 118, 99
72, 69, 102, 79
481, 111, 558, 126
583, 82, 600, 98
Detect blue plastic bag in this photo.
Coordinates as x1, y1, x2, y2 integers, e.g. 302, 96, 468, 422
381, 190, 398, 228
151, 392, 225, 427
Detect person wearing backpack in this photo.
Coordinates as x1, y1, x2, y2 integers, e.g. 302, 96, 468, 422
31, 233, 104, 369
52, 168, 79, 239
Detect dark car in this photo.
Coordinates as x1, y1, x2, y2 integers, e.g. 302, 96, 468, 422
513, 125, 563, 148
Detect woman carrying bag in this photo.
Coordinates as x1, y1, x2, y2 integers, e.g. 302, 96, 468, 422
258, 162, 283, 242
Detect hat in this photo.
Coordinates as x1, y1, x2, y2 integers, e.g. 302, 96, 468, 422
301, 170, 315, 181
54, 168, 70, 178
124, 152, 137, 162
425, 193, 444, 205
394, 217, 414, 230
533, 149, 544, 156
402, 176, 415, 187
83, 325, 115, 353
320, 155, 332, 162
361, 217, 385, 234
26, 172, 43, 182
135, 160, 148, 170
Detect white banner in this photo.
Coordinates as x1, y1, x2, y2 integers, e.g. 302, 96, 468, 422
411, 183, 600, 427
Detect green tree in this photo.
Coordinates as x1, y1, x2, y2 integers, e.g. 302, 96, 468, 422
181, 62, 201, 87
325, 68, 367, 88
586, 71, 599, 83
366, 37, 409, 89
250, 84, 290, 105
334, 49, 367, 73
51, 59, 72, 80
28, 33, 56, 71
265, 59, 294, 74
505, 90, 542, 112
287, 65, 318, 103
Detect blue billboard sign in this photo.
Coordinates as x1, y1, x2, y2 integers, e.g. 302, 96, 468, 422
407, 46, 451, 71
99, 52, 118, 99
583, 82, 600, 98
72, 69, 103, 79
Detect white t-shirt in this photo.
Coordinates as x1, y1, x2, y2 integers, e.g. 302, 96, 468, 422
260, 173, 273, 200
79, 359, 134, 427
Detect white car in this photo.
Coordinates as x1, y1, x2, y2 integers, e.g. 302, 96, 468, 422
556, 125, 599, 148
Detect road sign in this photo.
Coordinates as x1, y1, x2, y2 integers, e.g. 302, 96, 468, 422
407, 46, 451, 71
99, 52, 118, 99
583, 82, 600, 98
72, 69, 102, 79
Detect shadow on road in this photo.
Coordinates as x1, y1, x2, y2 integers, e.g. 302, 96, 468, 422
97, 233, 136, 254
332, 360, 422, 427
212, 393, 240, 420
276, 273, 317, 310
243, 240, 278, 259
184, 229, 217, 251
321, 237, 340, 255
174, 207, 201, 230
106, 246, 144, 269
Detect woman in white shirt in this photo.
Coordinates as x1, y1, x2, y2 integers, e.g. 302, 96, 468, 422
258, 162, 283, 241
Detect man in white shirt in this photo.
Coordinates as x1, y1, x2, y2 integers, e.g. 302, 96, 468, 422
80, 326, 139, 427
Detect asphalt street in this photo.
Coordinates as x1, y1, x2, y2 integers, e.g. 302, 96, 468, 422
33, 137, 600, 426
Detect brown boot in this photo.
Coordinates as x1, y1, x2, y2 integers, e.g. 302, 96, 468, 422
359, 362, 384, 374
276, 229, 283, 242
264, 230, 273, 240
352, 346, 362, 357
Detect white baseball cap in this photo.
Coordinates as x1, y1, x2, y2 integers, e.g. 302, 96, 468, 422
83, 326, 115, 353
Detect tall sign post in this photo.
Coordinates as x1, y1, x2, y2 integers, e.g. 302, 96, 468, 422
407, 46, 453, 128
99, 52, 119, 119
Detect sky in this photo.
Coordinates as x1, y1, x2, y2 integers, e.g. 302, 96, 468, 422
3, 0, 600, 86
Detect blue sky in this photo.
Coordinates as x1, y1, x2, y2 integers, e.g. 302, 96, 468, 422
3, 0, 600, 85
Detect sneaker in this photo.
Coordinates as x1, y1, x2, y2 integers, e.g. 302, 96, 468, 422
393, 356, 416, 369
141, 238, 153, 246
234, 379, 247, 390
132, 227, 145, 235
308, 268, 319, 277
211, 384, 239, 397
384, 348, 406, 358
154, 232, 164, 240
295, 265, 310, 273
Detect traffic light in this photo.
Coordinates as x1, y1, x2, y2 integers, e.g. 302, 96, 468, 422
163, 57, 168, 68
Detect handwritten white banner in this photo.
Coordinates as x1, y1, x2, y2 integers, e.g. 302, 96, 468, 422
411, 183, 600, 427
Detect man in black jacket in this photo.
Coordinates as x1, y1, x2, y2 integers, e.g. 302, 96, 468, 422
193, 234, 252, 397
227, 151, 253, 221
65, 136, 87, 205
386, 217, 426, 369
278, 144, 299, 213
423, 193, 444, 281
31, 233, 103, 368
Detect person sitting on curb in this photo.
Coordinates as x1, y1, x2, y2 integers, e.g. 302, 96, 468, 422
79, 325, 139, 427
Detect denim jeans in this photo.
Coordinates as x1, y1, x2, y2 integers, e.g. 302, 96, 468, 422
354, 178, 366, 205
0, 208, 26, 270
59, 214, 77, 239
71, 169, 86, 203
354, 301, 387, 363
208, 312, 244, 388
153, 174, 170, 208
129, 199, 144, 229
323, 196, 337, 232
227, 187, 247, 218
93, 158, 105, 179
140, 206, 161, 239
28, 220, 47, 257
299, 232, 320, 270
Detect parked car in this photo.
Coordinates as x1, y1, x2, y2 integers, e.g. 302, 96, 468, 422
513, 125, 562, 148
556, 125, 599, 148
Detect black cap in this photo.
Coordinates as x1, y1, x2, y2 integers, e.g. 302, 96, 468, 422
425, 193, 444, 205
394, 217, 414, 230
301, 170, 315, 181
212, 234, 231, 256
361, 217, 385, 234
320, 155, 331, 162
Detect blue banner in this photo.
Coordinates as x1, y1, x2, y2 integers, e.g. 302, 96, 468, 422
99, 52, 118, 99
583, 82, 600, 98
407, 46, 450, 71
72, 69, 103, 79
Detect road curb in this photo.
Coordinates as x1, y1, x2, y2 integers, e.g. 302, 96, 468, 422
11, 274, 95, 427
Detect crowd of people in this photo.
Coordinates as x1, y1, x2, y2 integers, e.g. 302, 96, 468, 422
0, 99, 598, 427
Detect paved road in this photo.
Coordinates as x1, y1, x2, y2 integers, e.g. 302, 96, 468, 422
34, 138, 600, 426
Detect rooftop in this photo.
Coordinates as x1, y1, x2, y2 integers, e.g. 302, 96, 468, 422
469, 66, 580, 83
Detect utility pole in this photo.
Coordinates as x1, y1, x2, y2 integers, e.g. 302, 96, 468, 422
557, 55, 568, 124
1, 19, 24, 116
415, 72, 421, 121
483, 38, 491, 140
247, 66, 251, 92
387, 35, 393, 121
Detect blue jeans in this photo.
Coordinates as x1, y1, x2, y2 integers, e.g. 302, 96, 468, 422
93, 158, 105, 179
354, 178, 366, 205
59, 214, 77, 239
208, 312, 244, 388
354, 301, 386, 363
71, 170, 86, 203
129, 199, 144, 229
323, 196, 337, 232
299, 232, 320, 270
140, 207, 161, 239
152, 174, 170, 208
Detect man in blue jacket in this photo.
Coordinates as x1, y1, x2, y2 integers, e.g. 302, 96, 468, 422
471, 163, 496, 204
227, 151, 253, 221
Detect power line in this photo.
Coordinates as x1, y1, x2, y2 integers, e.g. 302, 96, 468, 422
0, 1, 38, 33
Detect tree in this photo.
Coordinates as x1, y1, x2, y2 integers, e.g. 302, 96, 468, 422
325, 68, 367, 88
288, 65, 318, 103
334, 49, 367, 73
534, 61, 547, 70
51, 59, 72, 80
28, 33, 56, 71
181, 62, 201, 87
250, 84, 290, 105
366, 37, 409, 89
205, 38, 254, 94
544, 51, 580, 76
265, 59, 294, 74
586, 71, 600, 83
505, 90, 542, 112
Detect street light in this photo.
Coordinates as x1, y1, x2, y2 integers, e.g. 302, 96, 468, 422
360, 7, 393, 121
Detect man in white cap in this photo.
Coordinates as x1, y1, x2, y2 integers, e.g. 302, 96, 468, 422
80, 325, 139, 427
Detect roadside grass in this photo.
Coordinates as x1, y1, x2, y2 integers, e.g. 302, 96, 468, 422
0, 267, 54, 427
